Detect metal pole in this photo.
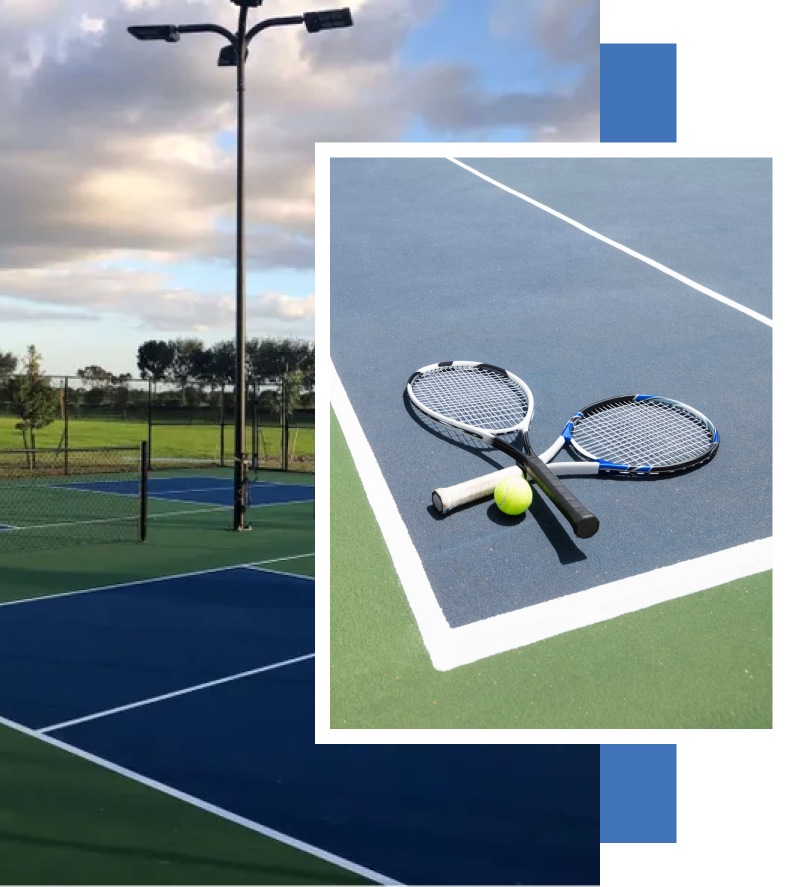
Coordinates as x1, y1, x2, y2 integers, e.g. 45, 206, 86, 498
220, 382, 226, 467
252, 379, 259, 471
63, 376, 70, 475
283, 366, 290, 472
147, 378, 152, 470
139, 440, 149, 542
233, 9, 249, 531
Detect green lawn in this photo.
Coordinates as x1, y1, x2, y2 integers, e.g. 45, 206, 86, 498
0, 418, 314, 471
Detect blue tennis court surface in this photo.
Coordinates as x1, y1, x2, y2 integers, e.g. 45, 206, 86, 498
55, 475, 315, 507
0, 567, 600, 884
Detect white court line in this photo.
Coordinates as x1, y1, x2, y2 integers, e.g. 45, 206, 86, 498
331, 358, 773, 671
447, 158, 773, 328
146, 504, 229, 518
0, 713, 400, 885
0, 514, 137, 533
147, 495, 310, 509
48, 484, 138, 499
245, 564, 315, 581
0, 556, 313, 609
149, 485, 234, 494
39, 653, 315, 733
147, 502, 310, 518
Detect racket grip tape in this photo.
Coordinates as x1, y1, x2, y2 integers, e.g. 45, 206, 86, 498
433, 465, 523, 513
524, 455, 599, 539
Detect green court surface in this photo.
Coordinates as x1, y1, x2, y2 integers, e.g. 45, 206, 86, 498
330, 408, 772, 730
0, 467, 362, 885
0, 726, 365, 886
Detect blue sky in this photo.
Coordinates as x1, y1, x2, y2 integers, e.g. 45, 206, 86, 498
0, 0, 599, 377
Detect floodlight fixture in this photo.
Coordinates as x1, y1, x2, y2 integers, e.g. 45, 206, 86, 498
127, 24, 181, 43
303, 8, 353, 33
231, 1, 264, 7
218, 44, 249, 66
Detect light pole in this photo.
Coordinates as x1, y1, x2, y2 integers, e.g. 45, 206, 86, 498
128, 1, 352, 531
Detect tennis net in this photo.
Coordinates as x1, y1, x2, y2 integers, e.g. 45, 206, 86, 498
0, 443, 147, 553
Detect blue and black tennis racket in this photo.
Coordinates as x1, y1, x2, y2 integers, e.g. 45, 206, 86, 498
429, 391, 719, 515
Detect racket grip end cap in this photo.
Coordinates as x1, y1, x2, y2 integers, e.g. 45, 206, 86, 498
575, 513, 600, 539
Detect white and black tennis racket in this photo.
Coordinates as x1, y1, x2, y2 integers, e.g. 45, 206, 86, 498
406, 361, 600, 539
432, 393, 720, 514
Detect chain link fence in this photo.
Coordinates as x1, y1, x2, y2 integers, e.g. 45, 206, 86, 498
0, 375, 314, 474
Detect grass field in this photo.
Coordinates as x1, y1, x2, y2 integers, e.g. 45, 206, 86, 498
0, 418, 315, 472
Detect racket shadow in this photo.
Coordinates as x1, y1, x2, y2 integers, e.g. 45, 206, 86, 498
424, 490, 588, 562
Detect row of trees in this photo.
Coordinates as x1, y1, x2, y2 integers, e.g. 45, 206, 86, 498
0, 337, 315, 450
2, 337, 314, 391
136, 337, 314, 392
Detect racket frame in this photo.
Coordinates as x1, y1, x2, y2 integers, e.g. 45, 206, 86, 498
407, 361, 600, 539
432, 394, 720, 513
557, 394, 720, 475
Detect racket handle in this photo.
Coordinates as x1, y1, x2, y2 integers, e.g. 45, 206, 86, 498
523, 454, 599, 539
433, 465, 523, 513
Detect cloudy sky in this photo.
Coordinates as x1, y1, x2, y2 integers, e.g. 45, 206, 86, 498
0, 0, 600, 376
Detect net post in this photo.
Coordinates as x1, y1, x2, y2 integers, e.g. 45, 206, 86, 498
251, 380, 259, 471
146, 379, 153, 470
280, 372, 287, 471
283, 372, 291, 472
220, 383, 226, 467
63, 376, 70, 476
139, 440, 148, 542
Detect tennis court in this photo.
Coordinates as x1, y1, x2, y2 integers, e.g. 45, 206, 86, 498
0, 453, 343, 883
0, 451, 603, 884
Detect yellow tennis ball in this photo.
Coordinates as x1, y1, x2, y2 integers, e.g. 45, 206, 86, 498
494, 475, 533, 515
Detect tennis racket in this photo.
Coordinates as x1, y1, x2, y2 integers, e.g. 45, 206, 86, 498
432, 393, 720, 514
406, 361, 600, 539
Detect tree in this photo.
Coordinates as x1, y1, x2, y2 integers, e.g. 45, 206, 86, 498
280, 369, 304, 421
0, 350, 18, 381
10, 346, 60, 452
247, 338, 282, 385
137, 340, 175, 384
279, 339, 313, 416
205, 341, 236, 388
166, 338, 205, 402
296, 343, 315, 395
76, 365, 114, 386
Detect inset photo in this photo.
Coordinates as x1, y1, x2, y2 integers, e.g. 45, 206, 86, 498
325, 154, 772, 733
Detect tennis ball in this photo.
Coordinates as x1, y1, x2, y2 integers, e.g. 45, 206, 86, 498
494, 475, 533, 515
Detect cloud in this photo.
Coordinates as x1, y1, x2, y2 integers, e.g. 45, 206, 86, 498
0, 0, 600, 346
253, 292, 315, 322
415, 0, 600, 139
0, 299, 97, 324
0, 263, 314, 335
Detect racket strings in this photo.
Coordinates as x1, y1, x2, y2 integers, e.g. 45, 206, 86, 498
416, 411, 517, 450
411, 366, 529, 431
573, 399, 715, 467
